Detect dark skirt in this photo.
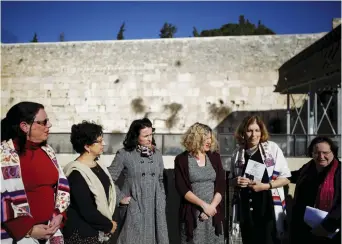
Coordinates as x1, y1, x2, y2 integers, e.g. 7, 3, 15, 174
64, 230, 101, 244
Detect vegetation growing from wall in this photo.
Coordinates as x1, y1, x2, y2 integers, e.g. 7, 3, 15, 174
208, 99, 231, 122
164, 102, 182, 129
131, 97, 146, 113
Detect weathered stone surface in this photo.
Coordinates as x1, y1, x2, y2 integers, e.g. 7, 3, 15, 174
1, 34, 326, 132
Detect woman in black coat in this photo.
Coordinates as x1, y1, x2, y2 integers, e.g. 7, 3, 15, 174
290, 136, 341, 244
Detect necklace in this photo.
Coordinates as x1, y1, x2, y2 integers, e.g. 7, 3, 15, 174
246, 146, 258, 157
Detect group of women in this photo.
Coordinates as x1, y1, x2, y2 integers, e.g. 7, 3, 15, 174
1, 101, 340, 244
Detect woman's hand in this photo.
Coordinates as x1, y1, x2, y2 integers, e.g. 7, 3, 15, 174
248, 182, 269, 192
201, 202, 217, 217
29, 224, 54, 240
311, 224, 331, 237
199, 212, 209, 221
48, 214, 63, 234
120, 196, 131, 205
235, 176, 252, 188
110, 221, 117, 234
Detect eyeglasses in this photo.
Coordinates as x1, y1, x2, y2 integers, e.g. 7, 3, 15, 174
313, 151, 332, 156
33, 118, 49, 126
93, 139, 105, 145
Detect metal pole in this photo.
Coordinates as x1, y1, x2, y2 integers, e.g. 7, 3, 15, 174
307, 92, 311, 148
286, 93, 291, 156
314, 93, 318, 133
338, 88, 341, 158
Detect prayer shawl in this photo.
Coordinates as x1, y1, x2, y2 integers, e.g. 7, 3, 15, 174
230, 141, 291, 238
0, 139, 70, 244
63, 161, 116, 243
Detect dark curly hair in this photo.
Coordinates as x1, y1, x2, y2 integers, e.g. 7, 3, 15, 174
1, 101, 45, 155
123, 118, 156, 151
70, 121, 103, 154
307, 136, 339, 158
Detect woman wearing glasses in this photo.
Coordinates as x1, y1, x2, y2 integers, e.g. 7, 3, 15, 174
108, 118, 169, 244
290, 136, 341, 244
0, 101, 70, 243
62, 121, 117, 244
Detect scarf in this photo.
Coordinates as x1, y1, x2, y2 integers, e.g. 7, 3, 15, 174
136, 145, 155, 157
231, 141, 289, 239
0, 139, 70, 244
63, 161, 116, 243
315, 159, 338, 212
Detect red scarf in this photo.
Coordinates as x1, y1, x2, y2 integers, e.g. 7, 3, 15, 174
315, 159, 338, 211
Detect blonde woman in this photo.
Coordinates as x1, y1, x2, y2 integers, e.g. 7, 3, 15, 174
174, 123, 225, 244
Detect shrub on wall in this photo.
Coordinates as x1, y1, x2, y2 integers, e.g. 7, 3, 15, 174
131, 97, 145, 114
208, 100, 231, 122
164, 103, 183, 129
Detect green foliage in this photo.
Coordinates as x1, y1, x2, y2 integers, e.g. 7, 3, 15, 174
131, 97, 145, 113
117, 22, 125, 40
30, 33, 38, 42
164, 103, 183, 129
192, 27, 200, 37
59, 32, 65, 42
159, 22, 177, 38
208, 100, 232, 121
199, 15, 275, 37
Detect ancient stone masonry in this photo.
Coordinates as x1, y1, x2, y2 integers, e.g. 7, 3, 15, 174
1, 33, 326, 133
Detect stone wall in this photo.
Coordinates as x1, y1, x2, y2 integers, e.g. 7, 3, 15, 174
1, 33, 326, 133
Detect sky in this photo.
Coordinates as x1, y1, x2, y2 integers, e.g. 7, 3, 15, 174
1, 1, 341, 43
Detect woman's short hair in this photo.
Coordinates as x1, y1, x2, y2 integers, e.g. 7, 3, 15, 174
70, 121, 103, 154
1, 101, 44, 154
235, 115, 269, 145
123, 118, 156, 151
307, 136, 339, 158
181, 122, 218, 154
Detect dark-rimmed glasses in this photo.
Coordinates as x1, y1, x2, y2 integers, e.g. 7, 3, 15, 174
313, 151, 332, 156
33, 118, 49, 126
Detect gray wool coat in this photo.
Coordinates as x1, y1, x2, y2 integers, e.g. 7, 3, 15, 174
108, 148, 169, 244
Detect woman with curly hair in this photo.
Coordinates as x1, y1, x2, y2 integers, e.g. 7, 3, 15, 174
108, 118, 169, 244
174, 122, 225, 244
62, 121, 117, 244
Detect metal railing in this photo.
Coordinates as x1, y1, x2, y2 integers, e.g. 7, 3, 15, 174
48, 133, 341, 157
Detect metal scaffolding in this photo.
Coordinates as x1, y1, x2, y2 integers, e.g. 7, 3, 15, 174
275, 25, 341, 157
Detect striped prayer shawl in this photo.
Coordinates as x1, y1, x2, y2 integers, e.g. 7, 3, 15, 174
0, 139, 70, 242
230, 141, 291, 238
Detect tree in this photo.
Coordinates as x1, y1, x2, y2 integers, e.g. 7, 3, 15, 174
117, 22, 125, 40
59, 32, 65, 42
30, 32, 38, 42
198, 15, 275, 37
159, 22, 177, 38
192, 27, 199, 37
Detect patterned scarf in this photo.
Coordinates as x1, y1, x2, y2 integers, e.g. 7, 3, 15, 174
234, 142, 274, 178
315, 158, 338, 212
137, 144, 155, 157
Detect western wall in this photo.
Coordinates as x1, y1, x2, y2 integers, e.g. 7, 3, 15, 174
1, 33, 326, 134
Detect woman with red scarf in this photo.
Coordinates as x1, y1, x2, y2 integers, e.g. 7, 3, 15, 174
290, 136, 341, 244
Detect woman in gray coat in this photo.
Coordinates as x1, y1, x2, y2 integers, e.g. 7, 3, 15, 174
108, 118, 169, 244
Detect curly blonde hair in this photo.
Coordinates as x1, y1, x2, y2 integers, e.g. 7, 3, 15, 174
235, 115, 269, 146
181, 122, 218, 154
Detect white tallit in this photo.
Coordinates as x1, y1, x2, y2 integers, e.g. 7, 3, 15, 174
229, 141, 291, 239
63, 161, 116, 242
